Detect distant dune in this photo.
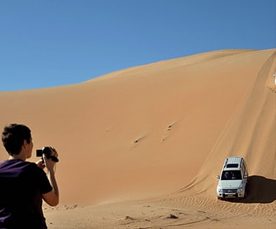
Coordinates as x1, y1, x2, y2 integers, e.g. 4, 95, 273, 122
0, 49, 275, 228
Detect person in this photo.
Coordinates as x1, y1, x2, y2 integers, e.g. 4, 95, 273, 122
0, 124, 59, 229
223, 171, 230, 180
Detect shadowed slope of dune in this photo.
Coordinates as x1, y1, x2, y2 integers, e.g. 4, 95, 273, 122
182, 49, 276, 202
243, 175, 276, 203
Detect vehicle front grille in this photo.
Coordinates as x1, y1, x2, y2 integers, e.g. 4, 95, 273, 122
223, 189, 237, 193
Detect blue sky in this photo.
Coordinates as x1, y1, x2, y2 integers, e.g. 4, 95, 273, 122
0, 0, 275, 92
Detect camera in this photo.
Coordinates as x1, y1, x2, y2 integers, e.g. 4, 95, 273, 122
36, 146, 59, 162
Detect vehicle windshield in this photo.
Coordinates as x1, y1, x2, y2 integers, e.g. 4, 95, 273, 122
221, 170, 242, 180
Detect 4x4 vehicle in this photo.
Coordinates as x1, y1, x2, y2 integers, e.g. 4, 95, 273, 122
216, 156, 248, 199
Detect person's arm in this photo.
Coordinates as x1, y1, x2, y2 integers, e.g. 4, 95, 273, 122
41, 149, 59, 206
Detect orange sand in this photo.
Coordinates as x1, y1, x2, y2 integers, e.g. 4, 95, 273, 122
0, 49, 275, 228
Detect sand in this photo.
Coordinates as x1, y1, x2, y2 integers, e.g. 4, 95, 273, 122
0, 48, 275, 228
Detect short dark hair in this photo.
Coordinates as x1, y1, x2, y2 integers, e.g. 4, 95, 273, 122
1, 124, 32, 155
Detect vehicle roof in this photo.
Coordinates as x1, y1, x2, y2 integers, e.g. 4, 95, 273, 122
222, 156, 244, 171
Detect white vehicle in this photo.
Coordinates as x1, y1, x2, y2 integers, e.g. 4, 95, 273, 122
216, 156, 248, 199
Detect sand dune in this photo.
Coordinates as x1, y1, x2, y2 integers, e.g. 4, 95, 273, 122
183, 49, 276, 195
0, 48, 275, 228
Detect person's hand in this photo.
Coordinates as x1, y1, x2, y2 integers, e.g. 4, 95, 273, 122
36, 159, 45, 169
43, 147, 59, 173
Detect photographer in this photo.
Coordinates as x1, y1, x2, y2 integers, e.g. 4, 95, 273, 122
0, 124, 59, 229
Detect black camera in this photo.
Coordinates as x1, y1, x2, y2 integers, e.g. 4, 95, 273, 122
36, 146, 59, 162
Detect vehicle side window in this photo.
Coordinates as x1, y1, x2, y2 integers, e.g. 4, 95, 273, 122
244, 163, 248, 176
241, 164, 245, 176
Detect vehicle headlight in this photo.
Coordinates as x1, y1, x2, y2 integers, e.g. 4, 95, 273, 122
237, 183, 244, 193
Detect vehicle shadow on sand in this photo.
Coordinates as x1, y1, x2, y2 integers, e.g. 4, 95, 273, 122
226, 175, 276, 204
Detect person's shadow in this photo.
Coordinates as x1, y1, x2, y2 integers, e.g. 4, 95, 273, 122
240, 175, 276, 203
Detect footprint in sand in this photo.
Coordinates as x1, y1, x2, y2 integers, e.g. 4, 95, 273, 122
162, 122, 177, 142
132, 134, 147, 147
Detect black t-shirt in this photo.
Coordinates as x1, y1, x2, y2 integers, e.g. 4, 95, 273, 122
0, 159, 52, 229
